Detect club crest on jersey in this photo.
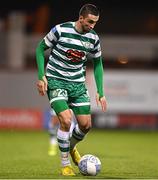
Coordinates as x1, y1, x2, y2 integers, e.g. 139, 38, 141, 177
82, 41, 91, 49
66, 49, 85, 62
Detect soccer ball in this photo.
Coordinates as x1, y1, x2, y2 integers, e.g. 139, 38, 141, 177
78, 154, 101, 176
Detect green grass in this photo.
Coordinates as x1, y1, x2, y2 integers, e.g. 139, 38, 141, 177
0, 129, 158, 179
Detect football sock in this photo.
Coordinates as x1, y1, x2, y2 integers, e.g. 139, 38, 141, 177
57, 128, 71, 167
70, 124, 86, 151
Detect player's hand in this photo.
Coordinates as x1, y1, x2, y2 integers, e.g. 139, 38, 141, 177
37, 76, 48, 96
96, 93, 107, 112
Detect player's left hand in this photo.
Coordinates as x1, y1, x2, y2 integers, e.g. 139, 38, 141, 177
96, 93, 107, 112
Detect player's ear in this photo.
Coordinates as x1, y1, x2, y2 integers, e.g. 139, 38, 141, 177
79, 15, 84, 22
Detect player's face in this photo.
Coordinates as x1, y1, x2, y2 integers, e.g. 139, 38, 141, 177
79, 14, 99, 33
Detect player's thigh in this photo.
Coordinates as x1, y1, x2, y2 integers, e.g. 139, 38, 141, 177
51, 100, 72, 130
47, 88, 69, 114
70, 90, 91, 115
70, 91, 92, 131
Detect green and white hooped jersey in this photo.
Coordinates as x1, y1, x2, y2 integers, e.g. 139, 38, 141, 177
44, 21, 101, 82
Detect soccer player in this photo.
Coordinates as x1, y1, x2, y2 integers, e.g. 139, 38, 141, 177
36, 4, 107, 176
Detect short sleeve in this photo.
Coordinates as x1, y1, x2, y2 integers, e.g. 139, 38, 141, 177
89, 34, 102, 58
44, 25, 61, 47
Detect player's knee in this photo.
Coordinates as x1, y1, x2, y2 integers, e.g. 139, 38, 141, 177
58, 110, 72, 131
85, 123, 92, 133
80, 122, 92, 134
59, 118, 72, 131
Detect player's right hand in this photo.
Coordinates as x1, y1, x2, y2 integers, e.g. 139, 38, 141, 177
37, 76, 48, 96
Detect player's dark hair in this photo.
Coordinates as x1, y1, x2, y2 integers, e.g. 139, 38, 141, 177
79, 4, 99, 17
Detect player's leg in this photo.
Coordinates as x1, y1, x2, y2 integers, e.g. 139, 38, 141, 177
70, 114, 91, 151
48, 109, 76, 156
69, 90, 91, 166
70, 110, 91, 166
48, 109, 59, 156
52, 100, 75, 175
48, 85, 75, 175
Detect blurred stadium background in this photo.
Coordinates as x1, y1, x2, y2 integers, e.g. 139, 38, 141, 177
0, 0, 158, 178
0, 0, 158, 130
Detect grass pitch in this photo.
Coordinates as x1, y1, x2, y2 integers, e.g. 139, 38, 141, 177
0, 129, 158, 179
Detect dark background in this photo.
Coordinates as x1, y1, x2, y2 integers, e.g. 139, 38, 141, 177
1, 0, 158, 36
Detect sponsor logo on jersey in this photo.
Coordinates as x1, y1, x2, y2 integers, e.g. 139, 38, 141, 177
66, 49, 85, 62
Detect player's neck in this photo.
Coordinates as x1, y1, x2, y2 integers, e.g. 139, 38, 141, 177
75, 21, 84, 34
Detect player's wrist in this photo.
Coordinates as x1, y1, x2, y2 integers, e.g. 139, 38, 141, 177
38, 73, 45, 80
97, 91, 104, 99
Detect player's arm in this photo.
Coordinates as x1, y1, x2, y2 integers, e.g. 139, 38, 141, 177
36, 25, 60, 79
93, 56, 107, 112
36, 26, 60, 96
36, 39, 49, 96
36, 39, 49, 80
